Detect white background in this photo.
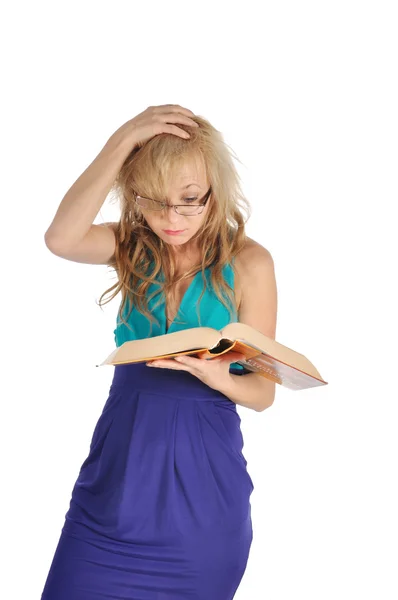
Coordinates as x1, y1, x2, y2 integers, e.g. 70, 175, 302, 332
2, 1, 397, 598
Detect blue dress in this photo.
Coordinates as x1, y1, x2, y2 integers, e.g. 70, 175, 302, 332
41, 263, 254, 600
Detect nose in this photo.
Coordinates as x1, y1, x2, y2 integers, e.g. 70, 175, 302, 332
164, 204, 180, 224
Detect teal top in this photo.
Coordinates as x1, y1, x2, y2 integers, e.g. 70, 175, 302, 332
113, 262, 246, 374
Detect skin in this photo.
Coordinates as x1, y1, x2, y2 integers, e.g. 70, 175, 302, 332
140, 154, 210, 262
142, 155, 277, 412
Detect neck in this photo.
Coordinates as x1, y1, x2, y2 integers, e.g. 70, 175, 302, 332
170, 239, 200, 261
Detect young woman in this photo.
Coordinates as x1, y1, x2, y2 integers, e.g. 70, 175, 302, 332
41, 104, 278, 599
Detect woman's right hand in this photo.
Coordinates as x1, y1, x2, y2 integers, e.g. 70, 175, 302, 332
107, 104, 199, 151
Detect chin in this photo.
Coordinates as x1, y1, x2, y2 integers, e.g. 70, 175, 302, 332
158, 231, 192, 245
162, 237, 189, 246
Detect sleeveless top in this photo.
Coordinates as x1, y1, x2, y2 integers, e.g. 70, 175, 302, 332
113, 261, 245, 374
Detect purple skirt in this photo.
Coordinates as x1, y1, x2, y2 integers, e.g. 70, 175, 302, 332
41, 362, 254, 599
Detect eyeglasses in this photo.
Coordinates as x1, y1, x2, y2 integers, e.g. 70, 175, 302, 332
135, 187, 212, 216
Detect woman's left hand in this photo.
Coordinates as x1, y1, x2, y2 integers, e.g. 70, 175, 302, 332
146, 351, 246, 391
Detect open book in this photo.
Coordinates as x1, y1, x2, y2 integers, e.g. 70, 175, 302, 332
97, 322, 327, 391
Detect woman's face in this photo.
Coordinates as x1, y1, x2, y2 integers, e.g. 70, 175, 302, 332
139, 157, 211, 251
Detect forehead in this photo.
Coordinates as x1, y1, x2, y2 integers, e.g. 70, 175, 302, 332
165, 153, 208, 188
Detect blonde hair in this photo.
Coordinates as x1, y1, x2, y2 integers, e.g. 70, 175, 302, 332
98, 114, 252, 336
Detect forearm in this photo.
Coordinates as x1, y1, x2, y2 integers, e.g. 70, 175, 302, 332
218, 372, 276, 412
44, 134, 133, 248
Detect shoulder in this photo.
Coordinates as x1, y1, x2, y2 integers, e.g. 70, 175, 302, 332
234, 236, 275, 300
235, 236, 274, 272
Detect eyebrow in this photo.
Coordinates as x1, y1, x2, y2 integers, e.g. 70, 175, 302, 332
181, 183, 201, 189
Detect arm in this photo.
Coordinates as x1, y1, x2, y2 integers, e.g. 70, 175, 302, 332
217, 370, 276, 412
219, 242, 278, 412
146, 241, 278, 409
44, 135, 133, 250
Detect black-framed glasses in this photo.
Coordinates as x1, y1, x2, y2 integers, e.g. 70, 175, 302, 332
134, 187, 212, 216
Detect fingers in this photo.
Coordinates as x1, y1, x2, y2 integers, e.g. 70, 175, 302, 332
154, 104, 196, 117
162, 124, 191, 139
164, 114, 199, 128
152, 105, 198, 128
157, 113, 198, 131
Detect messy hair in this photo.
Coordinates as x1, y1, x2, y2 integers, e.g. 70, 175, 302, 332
98, 114, 251, 336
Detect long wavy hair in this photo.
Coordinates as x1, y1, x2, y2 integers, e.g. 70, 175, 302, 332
98, 114, 252, 337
